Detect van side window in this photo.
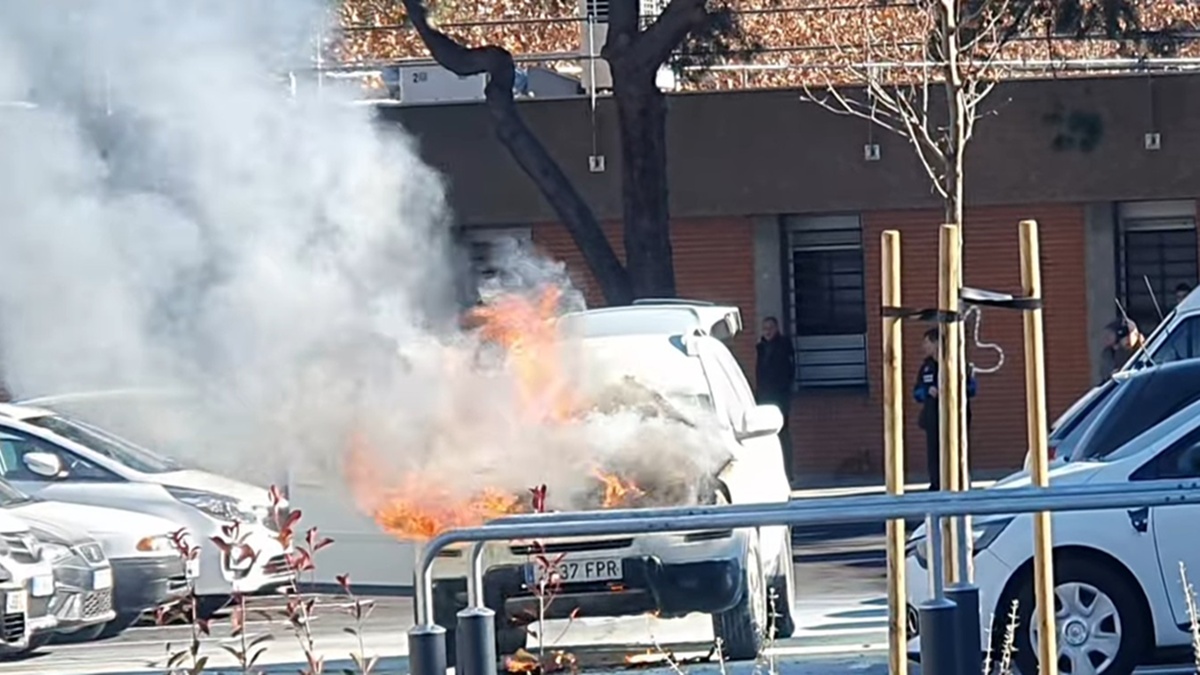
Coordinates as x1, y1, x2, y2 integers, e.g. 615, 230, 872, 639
1131, 428, 1200, 481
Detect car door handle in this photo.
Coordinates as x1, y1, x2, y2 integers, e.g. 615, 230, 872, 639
1126, 506, 1149, 534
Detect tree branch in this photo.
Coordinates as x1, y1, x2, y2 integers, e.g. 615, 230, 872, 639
400, 0, 634, 304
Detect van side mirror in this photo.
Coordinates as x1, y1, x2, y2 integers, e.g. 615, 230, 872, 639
23, 452, 65, 479
736, 405, 784, 441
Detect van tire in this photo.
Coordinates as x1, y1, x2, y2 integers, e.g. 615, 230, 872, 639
712, 530, 766, 661
768, 530, 796, 639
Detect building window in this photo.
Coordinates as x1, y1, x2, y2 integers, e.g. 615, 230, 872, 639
1117, 201, 1198, 332
784, 214, 868, 389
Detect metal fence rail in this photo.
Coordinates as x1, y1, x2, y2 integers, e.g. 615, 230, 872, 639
407, 480, 1200, 675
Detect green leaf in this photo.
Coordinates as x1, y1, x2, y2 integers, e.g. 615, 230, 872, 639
343, 627, 358, 637
220, 645, 243, 660
249, 646, 271, 667
248, 634, 275, 648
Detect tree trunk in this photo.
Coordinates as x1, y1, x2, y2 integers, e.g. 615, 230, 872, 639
612, 67, 677, 299
398, 0, 634, 306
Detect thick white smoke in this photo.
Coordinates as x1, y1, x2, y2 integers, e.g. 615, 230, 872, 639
0, 0, 731, 519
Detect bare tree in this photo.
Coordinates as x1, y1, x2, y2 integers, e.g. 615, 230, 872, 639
339, 0, 753, 305
801, 0, 1188, 230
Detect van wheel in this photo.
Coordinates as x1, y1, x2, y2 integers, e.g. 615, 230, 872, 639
712, 530, 766, 661
768, 530, 796, 639
1006, 558, 1148, 675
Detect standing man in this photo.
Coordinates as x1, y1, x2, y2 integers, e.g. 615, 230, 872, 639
1175, 283, 1192, 309
913, 328, 978, 490
1098, 317, 1143, 381
756, 316, 796, 487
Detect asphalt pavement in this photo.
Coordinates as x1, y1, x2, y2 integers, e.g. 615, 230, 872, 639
8, 534, 1199, 675
6, 538, 895, 675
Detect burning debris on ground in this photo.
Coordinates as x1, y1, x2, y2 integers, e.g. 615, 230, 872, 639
342, 284, 735, 541
504, 648, 579, 674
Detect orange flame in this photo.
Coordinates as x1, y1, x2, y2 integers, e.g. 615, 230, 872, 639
591, 467, 643, 508
504, 648, 578, 674
344, 285, 648, 541
345, 433, 524, 541
468, 286, 577, 423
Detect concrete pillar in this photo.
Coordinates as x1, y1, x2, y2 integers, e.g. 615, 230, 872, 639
1083, 203, 1116, 385
752, 216, 784, 333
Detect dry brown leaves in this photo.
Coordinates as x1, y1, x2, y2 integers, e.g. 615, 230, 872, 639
333, 0, 1200, 91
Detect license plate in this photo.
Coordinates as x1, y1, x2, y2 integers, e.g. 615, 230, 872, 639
525, 558, 623, 586
185, 559, 200, 579
4, 590, 26, 613
30, 575, 54, 598
93, 568, 113, 590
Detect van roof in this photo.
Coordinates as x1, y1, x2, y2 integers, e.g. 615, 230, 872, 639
559, 301, 742, 341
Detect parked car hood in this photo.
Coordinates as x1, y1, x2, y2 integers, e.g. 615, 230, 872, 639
13, 500, 175, 538
910, 461, 1104, 540
21, 514, 93, 547
0, 508, 31, 535
993, 459, 1103, 488
155, 469, 275, 507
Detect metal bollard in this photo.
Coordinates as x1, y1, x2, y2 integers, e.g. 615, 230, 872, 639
918, 597, 958, 675
408, 624, 448, 675
946, 582, 982, 675
457, 606, 499, 675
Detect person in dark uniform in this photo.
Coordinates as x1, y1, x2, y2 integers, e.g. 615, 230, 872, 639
913, 328, 977, 490
755, 316, 796, 486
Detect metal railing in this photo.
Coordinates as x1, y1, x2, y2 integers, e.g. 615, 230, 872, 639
408, 480, 1200, 675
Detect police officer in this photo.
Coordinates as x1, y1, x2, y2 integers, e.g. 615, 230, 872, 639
913, 328, 978, 491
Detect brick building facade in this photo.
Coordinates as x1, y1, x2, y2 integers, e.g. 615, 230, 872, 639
383, 73, 1200, 486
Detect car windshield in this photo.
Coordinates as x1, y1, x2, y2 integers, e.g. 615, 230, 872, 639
0, 478, 34, 507
23, 414, 182, 474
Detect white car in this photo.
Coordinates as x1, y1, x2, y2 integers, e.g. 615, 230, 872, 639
431, 301, 794, 663
0, 405, 293, 612
0, 509, 56, 656
1, 481, 191, 640
906, 395, 1200, 675
23, 517, 116, 644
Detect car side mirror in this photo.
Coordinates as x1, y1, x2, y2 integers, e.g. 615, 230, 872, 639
736, 405, 784, 441
23, 452, 65, 479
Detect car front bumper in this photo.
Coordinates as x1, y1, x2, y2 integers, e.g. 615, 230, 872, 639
110, 556, 191, 615
904, 548, 1014, 656
434, 555, 747, 626
194, 527, 294, 597
0, 583, 58, 654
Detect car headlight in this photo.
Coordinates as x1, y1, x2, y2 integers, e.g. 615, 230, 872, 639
906, 516, 1014, 568
40, 542, 74, 565
166, 487, 256, 522
136, 535, 173, 553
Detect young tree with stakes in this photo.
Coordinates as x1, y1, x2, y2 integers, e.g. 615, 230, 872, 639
339, 0, 754, 305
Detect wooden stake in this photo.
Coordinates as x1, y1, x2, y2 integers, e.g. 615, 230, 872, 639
938, 223, 962, 584
1020, 219, 1058, 675
880, 230, 907, 675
